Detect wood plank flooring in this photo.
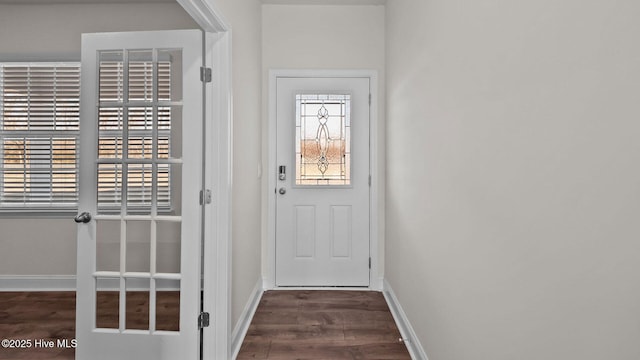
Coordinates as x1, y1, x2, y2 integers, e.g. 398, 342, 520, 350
236, 290, 411, 360
1, 290, 410, 359
0, 291, 179, 360
0, 292, 76, 360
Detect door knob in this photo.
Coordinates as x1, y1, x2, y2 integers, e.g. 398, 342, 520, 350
74, 211, 92, 224
278, 187, 286, 195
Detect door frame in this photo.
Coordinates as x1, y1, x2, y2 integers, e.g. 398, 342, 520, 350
176, 2, 232, 359
202, 31, 232, 360
266, 69, 381, 291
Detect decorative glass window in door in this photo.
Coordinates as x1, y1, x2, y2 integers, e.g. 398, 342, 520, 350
295, 94, 351, 185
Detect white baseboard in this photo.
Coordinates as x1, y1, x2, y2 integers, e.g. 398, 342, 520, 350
383, 279, 429, 360
231, 279, 264, 360
0, 275, 76, 291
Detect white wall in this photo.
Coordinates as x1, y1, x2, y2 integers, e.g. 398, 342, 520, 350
0, 2, 197, 275
261, 4, 386, 284
0, 3, 197, 60
385, 0, 640, 359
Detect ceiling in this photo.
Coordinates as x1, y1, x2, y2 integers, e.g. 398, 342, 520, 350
262, 0, 385, 4
0, 0, 175, 4
0, 0, 385, 4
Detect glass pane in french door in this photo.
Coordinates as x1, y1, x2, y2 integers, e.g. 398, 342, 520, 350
94, 47, 183, 333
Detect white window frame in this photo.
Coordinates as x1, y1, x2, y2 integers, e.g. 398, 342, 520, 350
0, 62, 81, 215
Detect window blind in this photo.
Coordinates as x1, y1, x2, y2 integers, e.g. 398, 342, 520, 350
96, 59, 173, 212
0, 63, 80, 210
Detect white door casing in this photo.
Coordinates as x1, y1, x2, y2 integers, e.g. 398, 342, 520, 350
274, 76, 371, 287
76, 29, 202, 360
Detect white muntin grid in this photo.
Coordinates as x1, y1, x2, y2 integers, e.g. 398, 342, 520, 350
93, 48, 183, 334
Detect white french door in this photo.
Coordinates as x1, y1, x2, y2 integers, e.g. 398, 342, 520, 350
76, 30, 203, 360
275, 76, 371, 287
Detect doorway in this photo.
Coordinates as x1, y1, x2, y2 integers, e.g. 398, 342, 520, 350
73, 6, 232, 360
268, 71, 378, 288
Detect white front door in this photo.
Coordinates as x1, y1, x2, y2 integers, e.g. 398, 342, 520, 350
275, 76, 370, 287
76, 30, 203, 360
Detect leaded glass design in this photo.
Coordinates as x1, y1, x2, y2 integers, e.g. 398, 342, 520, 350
295, 94, 351, 185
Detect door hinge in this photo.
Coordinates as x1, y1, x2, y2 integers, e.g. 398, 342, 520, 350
200, 189, 212, 205
200, 67, 212, 83
369, 257, 372, 269
369, 93, 372, 105
198, 312, 210, 329
368, 175, 372, 187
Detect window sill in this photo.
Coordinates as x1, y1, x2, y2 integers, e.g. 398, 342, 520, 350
0, 209, 78, 219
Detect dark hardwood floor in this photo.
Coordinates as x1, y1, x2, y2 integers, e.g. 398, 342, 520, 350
236, 290, 411, 360
1, 290, 410, 359
0, 292, 76, 360
0, 291, 179, 360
